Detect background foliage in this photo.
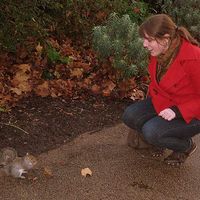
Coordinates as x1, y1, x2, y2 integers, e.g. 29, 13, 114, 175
0, 0, 63, 51
144, 0, 200, 41
1, 0, 199, 52
161, 0, 200, 40
0, 0, 199, 108
0, 0, 149, 52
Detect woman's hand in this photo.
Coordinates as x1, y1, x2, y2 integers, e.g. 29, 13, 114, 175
158, 108, 176, 121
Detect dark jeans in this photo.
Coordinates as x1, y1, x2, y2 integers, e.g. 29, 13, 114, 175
122, 98, 200, 152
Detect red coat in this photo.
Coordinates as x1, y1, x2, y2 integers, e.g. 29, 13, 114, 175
148, 39, 200, 123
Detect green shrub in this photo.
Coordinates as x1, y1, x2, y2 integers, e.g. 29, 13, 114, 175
92, 13, 148, 79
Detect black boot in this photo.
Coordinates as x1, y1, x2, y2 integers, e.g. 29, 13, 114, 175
164, 140, 197, 166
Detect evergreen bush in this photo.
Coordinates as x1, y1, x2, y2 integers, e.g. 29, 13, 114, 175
92, 13, 148, 79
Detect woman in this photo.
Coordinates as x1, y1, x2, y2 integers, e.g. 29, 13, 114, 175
122, 14, 200, 166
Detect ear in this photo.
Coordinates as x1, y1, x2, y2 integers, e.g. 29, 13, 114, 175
162, 34, 170, 47
163, 33, 170, 38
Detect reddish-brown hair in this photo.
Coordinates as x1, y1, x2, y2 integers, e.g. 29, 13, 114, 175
139, 14, 199, 46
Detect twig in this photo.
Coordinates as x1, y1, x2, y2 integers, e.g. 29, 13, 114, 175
0, 122, 29, 135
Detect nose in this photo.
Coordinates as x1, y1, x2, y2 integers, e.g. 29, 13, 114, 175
143, 39, 148, 48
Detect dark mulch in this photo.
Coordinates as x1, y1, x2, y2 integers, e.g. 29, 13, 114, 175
0, 95, 132, 156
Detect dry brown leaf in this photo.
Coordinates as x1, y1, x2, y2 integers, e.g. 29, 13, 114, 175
11, 82, 32, 95
91, 84, 101, 94
10, 87, 23, 95
13, 72, 29, 83
102, 88, 111, 97
43, 166, 53, 177
73, 61, 91, 71
78, 78, 92, 89
34, 81, 50, 97
49, 79, 73, 98
47, 38, 60, 49
102, 80, 116, 96
11, 64, 32, 94
17, 64, 31, 73
36, 43, 43, 55
83, 78, 92, 85
70, 68, 83, 78
81, 167, 92, 177
103, 80, 116, 90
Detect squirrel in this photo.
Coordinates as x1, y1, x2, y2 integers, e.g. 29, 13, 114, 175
0, 147, 37, 179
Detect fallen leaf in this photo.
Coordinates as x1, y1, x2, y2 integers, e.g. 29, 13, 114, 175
91, 84, 100, 94
36, 43, 43, 55
73, 61, 91, 71
81, 167, 92, 177
11, 64, 32, 94
70, 68, 83, 78
43, 166, 53, 177
34, 81, 50, 97
10, 87, 22, 95
17, 64, 31, 73
102, 88, 111, 97
102, 80, 116, 96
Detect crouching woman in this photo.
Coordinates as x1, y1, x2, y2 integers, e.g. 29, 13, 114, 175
122, 14, 200, 166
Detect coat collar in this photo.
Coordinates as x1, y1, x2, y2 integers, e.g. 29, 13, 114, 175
149, 39, 198, 90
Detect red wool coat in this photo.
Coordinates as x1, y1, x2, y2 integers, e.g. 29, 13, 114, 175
148, 39, 200, 123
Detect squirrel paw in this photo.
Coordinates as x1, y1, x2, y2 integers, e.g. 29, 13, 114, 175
17, 169, 28, 179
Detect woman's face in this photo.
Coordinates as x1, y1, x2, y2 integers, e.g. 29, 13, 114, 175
142, 33, 169, 56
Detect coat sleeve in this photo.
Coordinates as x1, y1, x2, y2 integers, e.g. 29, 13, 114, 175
177, 60, 200, 123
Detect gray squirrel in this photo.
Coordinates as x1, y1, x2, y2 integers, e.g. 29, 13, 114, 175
0, 147, 37, 179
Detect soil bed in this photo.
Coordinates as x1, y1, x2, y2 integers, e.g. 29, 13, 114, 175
0, 95, 131, 156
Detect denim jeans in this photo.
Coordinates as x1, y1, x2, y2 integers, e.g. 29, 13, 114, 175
122, 98, 200, 152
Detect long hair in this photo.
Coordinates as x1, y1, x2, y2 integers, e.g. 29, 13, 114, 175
139, 14, 199, 46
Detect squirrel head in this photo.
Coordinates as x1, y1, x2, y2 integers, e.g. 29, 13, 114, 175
23, 153, 38, 169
